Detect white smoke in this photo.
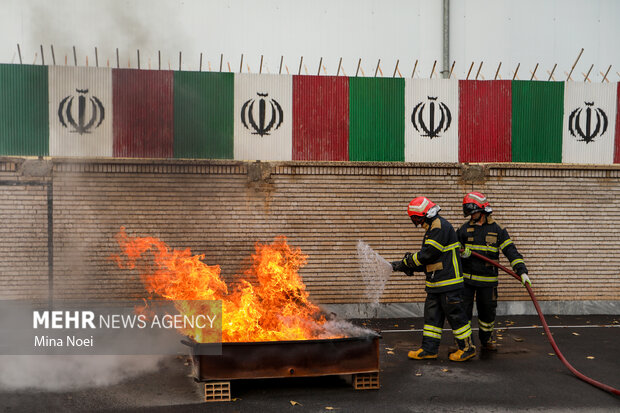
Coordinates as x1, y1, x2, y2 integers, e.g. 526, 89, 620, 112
0, 355, 164, 391
318, 318, 376, 339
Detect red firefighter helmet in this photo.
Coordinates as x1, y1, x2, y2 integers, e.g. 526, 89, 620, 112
462, 192, 492, 216
407, 197, 438, 218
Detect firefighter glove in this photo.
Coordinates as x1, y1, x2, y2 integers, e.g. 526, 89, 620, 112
520, 273, 531, 287
403, 252, 414, 267
460, 246, 471, 259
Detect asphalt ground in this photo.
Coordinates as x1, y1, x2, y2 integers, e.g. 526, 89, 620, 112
0, 315, 618, 413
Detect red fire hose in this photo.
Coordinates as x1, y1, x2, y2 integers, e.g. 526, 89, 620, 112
468, 250, 620, 396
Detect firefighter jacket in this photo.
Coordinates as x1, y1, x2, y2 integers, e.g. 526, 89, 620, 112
402, 214, 464, 293
457, 215, 528, 287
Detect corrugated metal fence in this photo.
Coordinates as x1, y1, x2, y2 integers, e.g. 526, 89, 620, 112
1, 63, 619, 164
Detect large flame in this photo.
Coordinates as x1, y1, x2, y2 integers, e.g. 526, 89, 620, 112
114, 228, 339, 342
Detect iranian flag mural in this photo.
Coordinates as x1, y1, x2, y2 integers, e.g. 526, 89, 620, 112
234, 74, 292, 161
562, 82, 617, 164
2, 64, 620, 164
48, 66, 113, 157
405, 79, 459, 162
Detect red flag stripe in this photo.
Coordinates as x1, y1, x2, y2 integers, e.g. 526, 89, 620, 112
293, 75, 348, 161
113, 69, 173, 158
459, 80, 512, 163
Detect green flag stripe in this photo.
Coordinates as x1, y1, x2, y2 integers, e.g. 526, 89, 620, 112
174, 72, 234, 159
349, 78, 404, 161
512, 81, 564, 163
0, 64, 49, 156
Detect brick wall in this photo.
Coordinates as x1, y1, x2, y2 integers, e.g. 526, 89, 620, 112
1, 157, 619, 305
0, 159, 50, 301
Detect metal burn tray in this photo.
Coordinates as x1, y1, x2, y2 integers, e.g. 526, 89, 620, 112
183, 332, 381, 381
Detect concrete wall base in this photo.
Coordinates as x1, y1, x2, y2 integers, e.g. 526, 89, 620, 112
322, 300, 620, 319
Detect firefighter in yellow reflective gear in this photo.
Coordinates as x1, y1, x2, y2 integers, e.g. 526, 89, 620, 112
391, 197, 476, 362
457, 192, 531, 351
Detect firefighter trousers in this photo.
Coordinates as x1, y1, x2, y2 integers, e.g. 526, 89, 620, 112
463, 283, 497, 345
421, 288, 472, 354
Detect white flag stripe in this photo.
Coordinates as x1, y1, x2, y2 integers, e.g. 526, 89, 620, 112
405, 79, 459, 162
562, 82, 617, 164
234, 74, 292, 161
48, 67, 113, 157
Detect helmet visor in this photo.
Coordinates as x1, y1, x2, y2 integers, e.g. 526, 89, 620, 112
463, 203, 481, 217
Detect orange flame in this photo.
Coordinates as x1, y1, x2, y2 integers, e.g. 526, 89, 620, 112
114, 228, 339, 342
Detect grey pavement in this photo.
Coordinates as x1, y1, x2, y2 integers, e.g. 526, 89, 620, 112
0, 315, 618, 412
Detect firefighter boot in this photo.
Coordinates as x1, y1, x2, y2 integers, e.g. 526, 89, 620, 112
481, 341, 497, 351
408, 348, 438, 360
449, 337, 476, 362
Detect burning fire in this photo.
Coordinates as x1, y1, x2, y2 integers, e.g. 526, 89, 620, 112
114, 228, 339, 343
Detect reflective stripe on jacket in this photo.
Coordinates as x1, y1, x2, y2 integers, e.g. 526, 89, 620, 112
404, 214, 464, 293
457, 216, 527, 287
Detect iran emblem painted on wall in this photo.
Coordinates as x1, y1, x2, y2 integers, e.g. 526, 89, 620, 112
405, 79, 459, 162
234, 74, 292, 161
562, 82, 617, 164
48, 66, 113, 157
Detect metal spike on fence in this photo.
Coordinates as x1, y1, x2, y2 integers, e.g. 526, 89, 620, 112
530, 63, 539, 80
548, 63, 557, 81
431, 60, 438, 78
475, 61, 483, 80
512, 63, 520, 80
583, 64, 593, 82
466, 62, 474, 80
600, 65, 611, 82
567, 48, 584, 81
494, 62, 502, 80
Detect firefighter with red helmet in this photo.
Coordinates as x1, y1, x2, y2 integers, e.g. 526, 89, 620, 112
391, 197, 476, 362
457, 192, 531, 351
